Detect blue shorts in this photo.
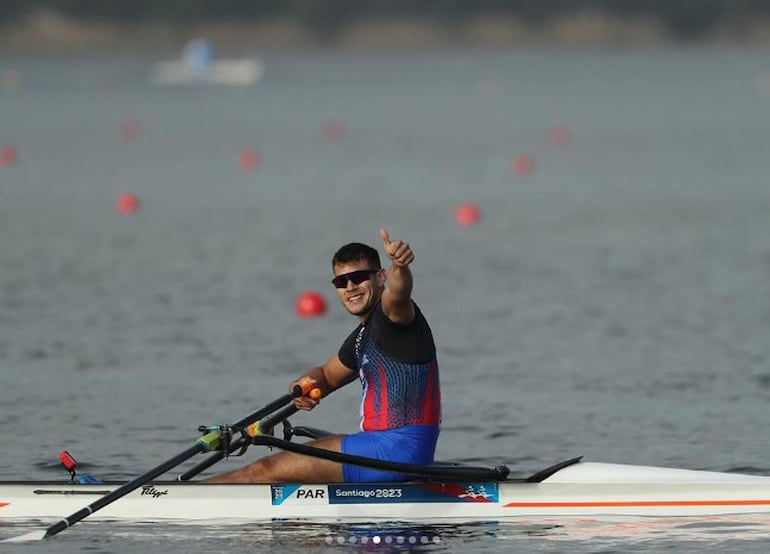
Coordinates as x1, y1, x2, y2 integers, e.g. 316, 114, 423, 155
340, 425, 439, 483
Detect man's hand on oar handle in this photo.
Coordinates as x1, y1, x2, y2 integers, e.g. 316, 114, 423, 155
380, 228, 414, 267
291, 377, 323, 411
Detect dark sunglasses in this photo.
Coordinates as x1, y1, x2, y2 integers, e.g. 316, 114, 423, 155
331, 269, 378, 288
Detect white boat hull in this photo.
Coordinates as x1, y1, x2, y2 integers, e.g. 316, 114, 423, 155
2, 462, 770, 523
150, 59, 264, 86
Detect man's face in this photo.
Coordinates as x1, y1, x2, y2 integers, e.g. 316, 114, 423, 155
332, 260, 383, 317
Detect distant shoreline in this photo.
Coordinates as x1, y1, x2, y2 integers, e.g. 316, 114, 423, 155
3, 12, 770, 55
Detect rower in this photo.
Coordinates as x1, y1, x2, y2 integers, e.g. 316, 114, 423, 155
206, 229, 441, 484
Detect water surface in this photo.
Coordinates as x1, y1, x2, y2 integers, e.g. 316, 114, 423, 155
1, 47, 769, 552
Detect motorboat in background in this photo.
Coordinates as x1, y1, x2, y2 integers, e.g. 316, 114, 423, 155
150, 39, 264, 86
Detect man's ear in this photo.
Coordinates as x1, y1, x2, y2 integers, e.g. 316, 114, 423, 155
376, 268, 387, 287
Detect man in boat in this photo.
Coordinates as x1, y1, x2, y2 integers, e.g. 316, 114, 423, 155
207, 228, 441, 483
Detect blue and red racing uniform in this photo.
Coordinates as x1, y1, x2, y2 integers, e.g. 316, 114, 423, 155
337, 301, 441, 482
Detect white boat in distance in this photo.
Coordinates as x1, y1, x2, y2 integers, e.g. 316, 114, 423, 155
3, 457, 770, 523
150, 58, 264, 86
150, 39, 264, 86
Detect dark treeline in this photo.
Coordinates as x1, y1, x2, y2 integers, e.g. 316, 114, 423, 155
2, 0, 770, 37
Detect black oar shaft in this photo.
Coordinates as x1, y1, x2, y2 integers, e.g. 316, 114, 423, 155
258, 404, 300, 431
44, 443, 204, 538
232, 390, 301, 429
251, 435, 510, 481
177, 443, 240, 481
178, 404, 300, 481
40, 387, 309, 539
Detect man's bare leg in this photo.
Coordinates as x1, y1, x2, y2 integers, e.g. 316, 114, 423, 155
204, 435, 345, 483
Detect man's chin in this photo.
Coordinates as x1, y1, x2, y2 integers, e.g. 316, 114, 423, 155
346, 303, 371, 317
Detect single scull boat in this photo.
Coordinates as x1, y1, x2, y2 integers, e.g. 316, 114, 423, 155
2, 457, 770, 523
3, 385, 768, 543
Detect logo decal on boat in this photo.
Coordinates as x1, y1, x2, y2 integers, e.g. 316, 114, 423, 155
0, 502, 8, 508
272, 485, 327, 505
140, 485, 168, 499
458, 484, 494, 501
296, 488, 325, 500
328, 483, 498, 504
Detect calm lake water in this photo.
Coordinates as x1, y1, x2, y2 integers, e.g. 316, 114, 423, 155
1, 46, 770, 552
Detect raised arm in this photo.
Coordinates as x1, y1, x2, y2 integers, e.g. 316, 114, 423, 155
379, 227, 416, 325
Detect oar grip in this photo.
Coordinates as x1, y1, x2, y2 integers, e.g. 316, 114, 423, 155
291, 377, 322, 398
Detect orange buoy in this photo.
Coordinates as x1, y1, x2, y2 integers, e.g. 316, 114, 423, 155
548, 126, 570, 146
116, 193, 139, 215
0, 145, 17, 166
296, 291, 327, 318
512, 154, 534, 176
323, 121, 344, 142
239, 149, 261, 171
454, 202, 481, 227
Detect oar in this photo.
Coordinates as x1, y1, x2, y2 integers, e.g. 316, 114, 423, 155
3, 380, 318, 544
176, 403, 302, 481
250, 435, 511, 482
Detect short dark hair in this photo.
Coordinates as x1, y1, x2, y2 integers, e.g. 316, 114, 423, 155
332, 242, 381, 269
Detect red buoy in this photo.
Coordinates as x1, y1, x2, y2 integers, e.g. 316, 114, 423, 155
455, 202, 481, 227
120, 119, 140, 141
548, 126, 570, 146
512, 154, 534, 176
323, 121, 344, 142
295, 291, 327, 318
116, 193, 139, 215
0, 145, 17, 166
239, 149, 261, 171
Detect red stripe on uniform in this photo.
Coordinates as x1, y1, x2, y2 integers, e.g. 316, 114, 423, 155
377, 361, 389, 429
422, 362, 438, 425
362, 375, 377, 431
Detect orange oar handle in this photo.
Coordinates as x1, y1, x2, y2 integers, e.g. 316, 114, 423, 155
292, 377, 323, 400
249, 385, 321, 437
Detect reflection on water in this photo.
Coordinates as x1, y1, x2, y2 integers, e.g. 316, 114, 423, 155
5, 517, 768, 553
206, 516, 770, 552
250, 522, 450, 551
514, 515, 770, 543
